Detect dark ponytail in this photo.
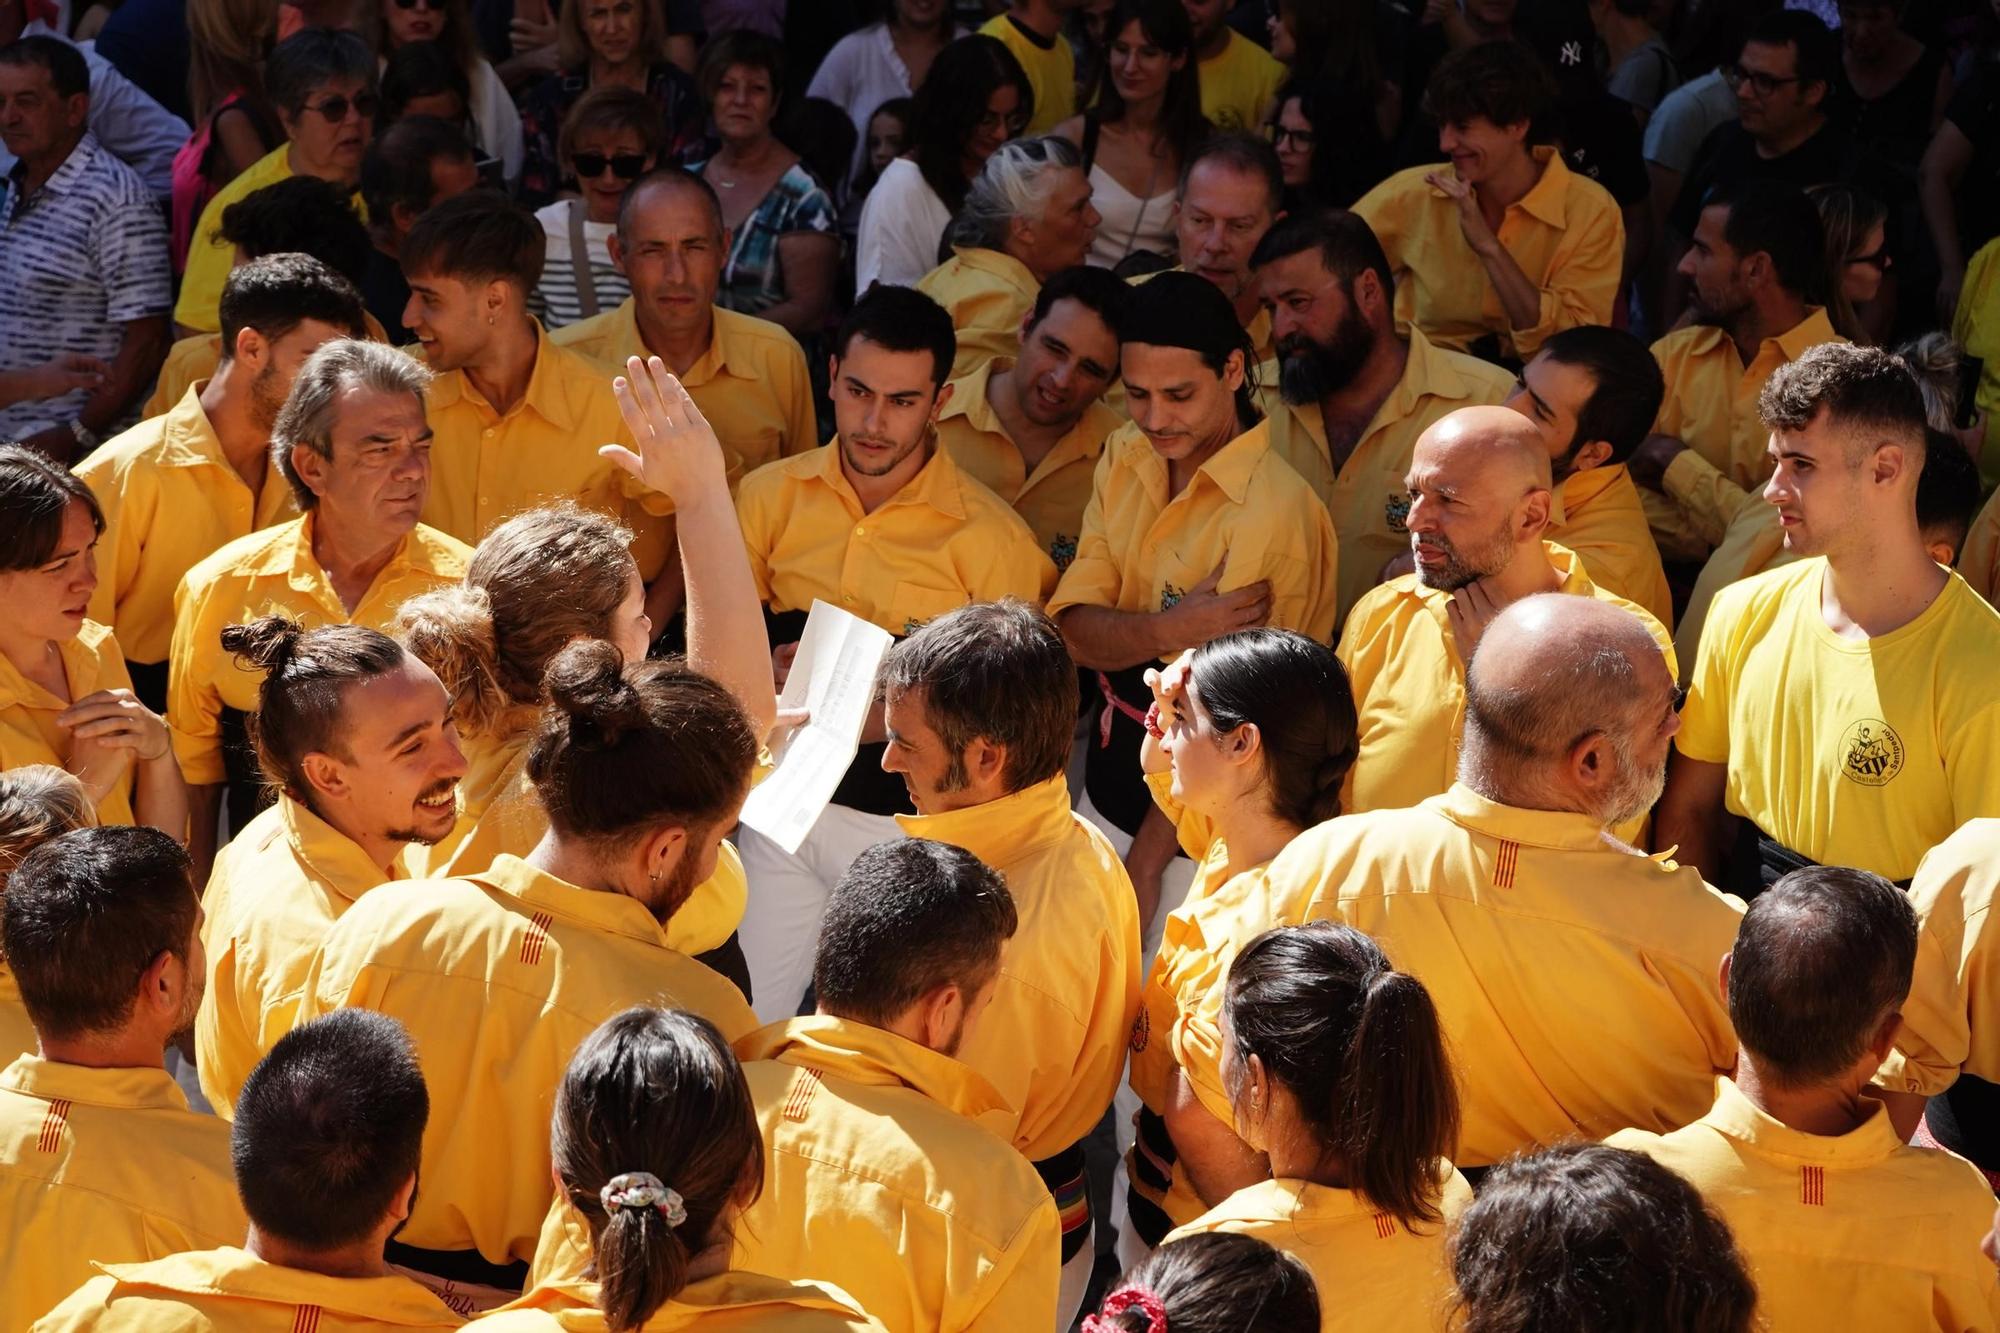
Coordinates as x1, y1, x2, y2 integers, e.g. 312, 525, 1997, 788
1188, 629, 1358, 829
1225, 922, 1460, 1228
220, 614, 408, 806
1092, 1232, 1320, 1333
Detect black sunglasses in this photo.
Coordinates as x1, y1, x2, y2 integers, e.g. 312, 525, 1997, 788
572, 152, 649, 180
391, 0, 445, 9
303, 91, 380, 122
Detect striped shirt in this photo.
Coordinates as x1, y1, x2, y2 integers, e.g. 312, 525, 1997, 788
0, 132, 170, 441
528, 199, 630, 331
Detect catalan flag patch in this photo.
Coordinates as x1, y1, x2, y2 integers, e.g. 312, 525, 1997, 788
1493, 840, 1520, 889
783, 1069, 823, 1122
1373, 1212, 1395, 1239
1800, 1165, 1825, 1206
292, 1305, 322, 1333
519, 911, 554, 966
35, 1098, 70, 1154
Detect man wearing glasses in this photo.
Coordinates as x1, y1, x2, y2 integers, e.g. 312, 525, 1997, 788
176, 29, 378, 339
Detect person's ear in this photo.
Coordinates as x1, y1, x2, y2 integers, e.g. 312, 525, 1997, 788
233, 324, 271, 374
137, 947, 180, 1023
607, 230, 627, 275
1872, 443, 1906, 488
1741, 251, 1771, 293
965, 737, 1007, 790
1221, 720, 1261, 768
1927, 537, 1959, 568
390, 1171, 418, 1223
1517, 486, 1552, 539
1238, 1051, 1270, 1126
1571, 439, 1613, 472
929, 379, 954, 424
289, 443, 332, 502
1504, 119, 1530, 147
640, 822, 691, 890
484, 277, 511, 321
919, 982, 966, 1053
1567, 728, 1612, 794
1868, 1007, 1903, 1063
1353, 269, 1387, 322
299, 749, 350, 804
64, 91, 89, 129
1221, 347, 1246, 393
1717, 950, 1733, 1006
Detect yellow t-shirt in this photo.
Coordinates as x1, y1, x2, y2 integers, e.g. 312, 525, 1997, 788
1952, 236, 2000, 489
734, 1016, 1063, 1333
0, 620, 139, 826
479, 1270, 882, 1332
30, 1247, 464, 1332
196, 795, 402, 1118
1243, 785, 1744, 1165
1879, 819, 2000, 1097
75, 386, 297, 667
935, 357, 1118, 573
1354, 150, 1623, 363
736, 440, 1057, 636
296, 854, 757, 1265
1046, 420, 1340, 655
1256, 329, 1514, 627
1610, 1078, 2000, 1332
552, 301, 819, 488
0, 1057, 245, 1332
977, 13, 1074, 135
896, 775, 1142, 1163
916, 247, 1039, 383
175, 145, 366, 333
166, 514, 471, 786
1196, 30, 1285, 133
1164, 1173, 1473, 1333
1548, 462, 1674, 629
1676, 558, 2000, 880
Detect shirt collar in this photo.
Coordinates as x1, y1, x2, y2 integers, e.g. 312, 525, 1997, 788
947, 245, 1040, 297
1549, 462, 1630, 526
894, 775, 1077, 865
95, 1248, 465, 1326
1775, 307, 1841, 361
0, 622, 118, 713
0, 1055, 191, 1113
1515, 146, 1574, 228
1186, 419, 1276, 506
427, 319, 573, 428
738, 1013, 1014, 1128
1424, 780, 1656, 855
1381, 327, 1495, 424
151, 382, 239, 470
811, 435, 972, 521
237, 513, 454, 588
469, 853, 675, 950
278, 795, 404, 905
938, 358, 1004, 431
9, 130, 101, 203
1697, 1075, 1905, 1166
1210, 1177, 1382, 1224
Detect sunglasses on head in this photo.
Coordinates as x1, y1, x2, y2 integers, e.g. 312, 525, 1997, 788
573, 152, 649, 179
391, 0, 445, 10
303, 91, 381, 121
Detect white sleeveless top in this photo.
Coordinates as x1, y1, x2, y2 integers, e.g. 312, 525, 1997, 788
1086, 161, 1178, 270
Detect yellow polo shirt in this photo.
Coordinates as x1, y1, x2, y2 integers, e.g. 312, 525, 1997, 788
422, 323, 668, 578
896, 775, 1142, 1163
1165, 1173, 1474, 1333
1676, 558, 2000, 880
552, 301, 818, 487
1962, 489, 2000, 608
76, 386, 297, 667
1644, 309, 1844, 560
31, 1247, 465, 1332
977, 14, 1073, 135
734, 1016, 1063, 1333
296, 853, 757, 1265
1255, 329, 1514, 625
1241, 785, 1744, 1165
1046, 420, 1340, 655
737, 439, 1056, 636
0, 620, 139, 826
1610, 1078, 2000, 1332
142, 309, 394, 420
1879, 820, 2000, 1098
1354, 150, 1623, 363
176, 144, 366, 333
1549, 463, 1673, 628
167, 514, 471, 786
1954, 236, 2000, 488
0, 1056, 245, 1332
1336, 543, 1673, 841
196, 795, 402, 1119
1197, 30, 1285, 132
0, 968, 32, 1070
936, 357, 1120, 572
481, 1270, 881, 1332
917, 247, 1039, 383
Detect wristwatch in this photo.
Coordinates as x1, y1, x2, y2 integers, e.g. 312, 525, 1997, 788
67, 418, 98, 454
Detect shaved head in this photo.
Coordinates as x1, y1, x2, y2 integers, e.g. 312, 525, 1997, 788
1405, 407, 1555, 591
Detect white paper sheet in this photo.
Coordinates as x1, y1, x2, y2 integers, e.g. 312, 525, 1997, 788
738, 599, 895, 854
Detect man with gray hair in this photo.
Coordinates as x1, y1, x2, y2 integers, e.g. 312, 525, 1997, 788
918, 135, 1100, 380
166, 339, 471, 876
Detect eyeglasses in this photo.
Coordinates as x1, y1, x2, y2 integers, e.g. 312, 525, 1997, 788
1721, 64, 1803, 96
302, 92, 380, 122
391, 0, 444, 9
1271, 125, 1316, 149
975, 108, 1030, 136
572, 152, 649, 180
1848, 245, 1894, 271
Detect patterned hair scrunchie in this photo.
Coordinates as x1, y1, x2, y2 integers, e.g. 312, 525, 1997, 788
599, 1171, 689, 1228
1081, 1287, 1169, 1333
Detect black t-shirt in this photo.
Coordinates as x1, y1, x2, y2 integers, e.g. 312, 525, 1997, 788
1669, 119, 1860, 239
1946, 62, 2000, 255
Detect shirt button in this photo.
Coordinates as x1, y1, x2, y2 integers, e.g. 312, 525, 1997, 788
853, 525, 865, 537
483, 428, 494, 438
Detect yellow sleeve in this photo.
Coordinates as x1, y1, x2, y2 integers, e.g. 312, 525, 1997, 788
1670, 583, 1735, 767
1169, 994, 1235, 1127
76, 454, 145, 634
1333, 589, 1395, 813
166, 575, 229, 785
963, 1194, 1062, 1333
1877, 911, 1969, 1097
1511, 191, 1625, 358
193, 928, 254, 1118
734, 477, 777, 604
1045, 446, 1123, 619
1661, 447, 1756, 550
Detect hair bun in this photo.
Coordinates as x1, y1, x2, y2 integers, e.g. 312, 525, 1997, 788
220, 614, 308, 676
543, 639, 646, 748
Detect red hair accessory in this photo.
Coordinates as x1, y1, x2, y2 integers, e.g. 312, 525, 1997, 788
1082, 1287, 1168, 1333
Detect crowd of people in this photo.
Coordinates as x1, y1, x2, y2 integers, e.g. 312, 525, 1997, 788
5, 0, 2000, 1328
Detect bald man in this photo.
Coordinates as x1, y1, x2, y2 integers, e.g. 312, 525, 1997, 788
1169, 594, 1744, 1182
1337, 406, 1674, 834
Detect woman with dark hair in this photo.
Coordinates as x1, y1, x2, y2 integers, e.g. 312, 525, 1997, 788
480, 1007, 881, 1330
1449, 1143, 1759, 1333
372, 0, 522, 183
0, 445, 184, 837
1267, 76, 1385, 210
806, 0, 966, 184
1808, 183, 1891, 344
1164, 922, 1467, 1331
1084, 1232, 1319, 1333
1051, 0, 1205, 269
856, 33, 1030, 290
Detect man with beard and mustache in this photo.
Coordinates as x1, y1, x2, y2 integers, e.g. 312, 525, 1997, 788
192, 616, 466, 1121
75, 255, 365, 710
0, 826, 248, 1328
1228, 593, 1744, 1171
734, 838, 1063, 1333
1251, 209, 1514, 626
1336, 405, 1673, 844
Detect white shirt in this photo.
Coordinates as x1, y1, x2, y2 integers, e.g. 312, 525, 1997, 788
5, 21, 189, 201
529, 198, 631, 329
468, 58, 524, 187
806, 21, 968, 182
855, 157, 951, 292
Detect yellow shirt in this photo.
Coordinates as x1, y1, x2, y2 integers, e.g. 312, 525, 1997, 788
1165, 1173, 1474, 1333
1953, 236, 2000, 489
552, 301, 818, 487
0, 1056, 245, 1332
1879, 820, 2000, 1098
734, 1016, 1063, 1333
143, 309, 394, 421
896, 775, 1142, 1162
1610, 1078, 2000, 1333
1676, 558, 2000, 880
977, 14, 1073, 135
176, 145, 366, 333
1354, 150, 1623, 363
0, 967, 32, 1070
0, 620, 138, 826
76, 386, 297, 666
917, 247, 1038, 383
1336, 543, 1673, 843
196, 795, 402, 1119
31, 1247, 465, 1332
1046, 420, 1340, 655
167, 514, 471, 786
1962, 487, 2000, 608
296, 853, 757, 1265
1246, 785, 1744, 1165
1197, 30, 1285, 132
1255, 329, 1514, 625
1645, 309, 1845, 560
480, 1271, 882, 1332
936, 356, 1119, 571
1548, 463, 1673, 628
422, 323, 668, 577
737, 440, 1057, 637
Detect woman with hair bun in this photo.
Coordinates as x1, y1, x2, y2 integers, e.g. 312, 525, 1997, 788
0, 765, 97, 1065
1166, 922, 1467, 1331
481, 1006, 883, 1331
1083, 1232, 1319, 1333
1119, 628, 1358, 1261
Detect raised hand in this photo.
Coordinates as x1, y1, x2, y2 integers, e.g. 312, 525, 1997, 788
603, 356, 732, 508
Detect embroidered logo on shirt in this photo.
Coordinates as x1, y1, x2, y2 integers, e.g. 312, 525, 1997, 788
1838, 720, 1905, 787
519, 911, 554, 966
1493, 840, 1521, 889
35, 1098, 70, 1153
1050, 533, 1078, 571
782, 1068, 824, 1122
1373, 1212, 1396, 1239
292, 1305, 323, 1333
1800, 1165, 1825, 1206
1160, 582, 1186, 611
1385, 493, 1413, 535
1129, 1008, 1151, 1053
